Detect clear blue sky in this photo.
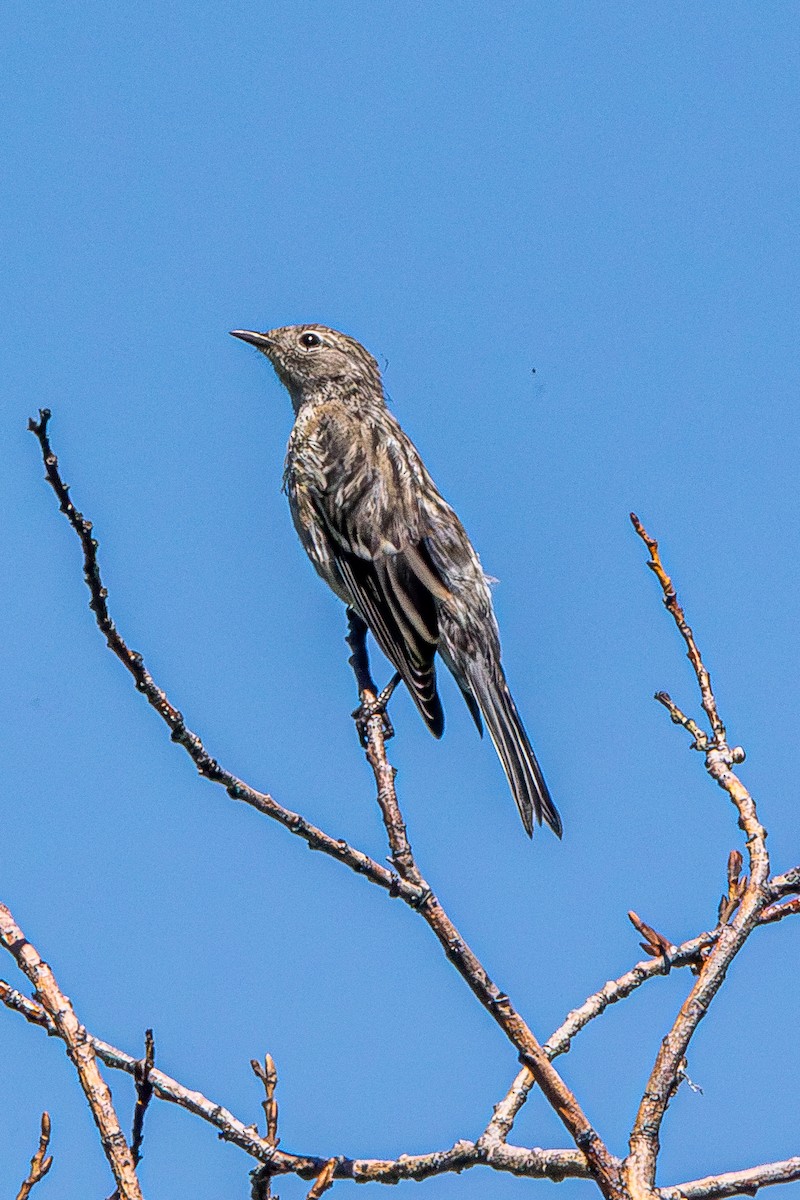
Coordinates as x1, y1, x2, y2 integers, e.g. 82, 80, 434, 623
2, 4, 798, 1198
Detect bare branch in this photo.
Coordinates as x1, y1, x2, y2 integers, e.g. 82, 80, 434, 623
662, 1156, 800, 1200
27, 410, 426, 908
767, 865, 800, 899
353, 685, 622, 1197
130, 1029, 155, 1167
627, 518, 772, 1200
16, 1112, 53, 1200
630, 514, 725, 743
30, 411, 622, 1194
0, 978, 588, 1185
23, 418, 796, 1198
250, 1054, 279, 1198
759, 894, 800, 925
0, 905, 143, 1200
251, 1053, 279, 1146
306, 1158, 336, 1200
654, 691, 710, 750
627, 910, 674, 958
344, 1140, 590, 1185
0, 978, 279, 1160
718, 851, 747, 925
481, 927, 717, 1144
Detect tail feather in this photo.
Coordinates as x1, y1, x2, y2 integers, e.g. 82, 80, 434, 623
467, 661, 562, 838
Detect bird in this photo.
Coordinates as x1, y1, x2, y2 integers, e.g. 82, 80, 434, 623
230, 323, 561, 838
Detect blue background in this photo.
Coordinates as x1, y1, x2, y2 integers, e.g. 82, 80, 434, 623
2, 3, 798, 1197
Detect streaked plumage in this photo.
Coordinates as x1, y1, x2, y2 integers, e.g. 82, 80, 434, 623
231, 323, 561, 838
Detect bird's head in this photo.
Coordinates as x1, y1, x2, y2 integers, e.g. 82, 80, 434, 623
230, 324, 383, 407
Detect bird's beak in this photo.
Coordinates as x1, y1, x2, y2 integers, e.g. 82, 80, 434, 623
230, 329, 273, 352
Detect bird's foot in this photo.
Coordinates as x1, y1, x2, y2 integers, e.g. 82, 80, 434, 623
352, 673, 402, 747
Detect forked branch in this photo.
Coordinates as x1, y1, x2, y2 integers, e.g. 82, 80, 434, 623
0, 905, 143, 1200
28, 409, 623, 1196
15, 1112, 53, 1200
626, 516, 773, 1200
17, 418, 797, 1200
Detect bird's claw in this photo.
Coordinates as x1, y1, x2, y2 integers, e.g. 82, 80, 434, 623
352, 673, 401, 747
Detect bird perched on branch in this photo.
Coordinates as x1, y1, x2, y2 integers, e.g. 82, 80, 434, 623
230, 323, 561, 838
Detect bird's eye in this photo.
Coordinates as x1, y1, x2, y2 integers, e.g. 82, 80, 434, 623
299, 332, 322, 349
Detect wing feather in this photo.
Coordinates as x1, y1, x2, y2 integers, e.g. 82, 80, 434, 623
336, 549, 444, 737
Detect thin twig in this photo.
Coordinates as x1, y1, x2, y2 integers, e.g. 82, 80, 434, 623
306, 1158, 336, 1200
767, 865, 800, 899
0, 905, 143, 1200
251, 1054, 279, 1199
30, 409, 620, 1193
627, 517, 772, 1200
27, 410, 426, 908
654, 691, 709, 750
0, 978, 588, 1184
353, 681, 622, 1197
661, 1156, 800, 1200
718, 851, 747, 925
251, 1053, 279, 1146
627, 910, 674, 958
630, 514, 725, 744
16, 1112, 53, 1200
358, 685, 421, 885
480, 927, 716, 1144
759, 894, 800, 925
131, 1029, 155, 1167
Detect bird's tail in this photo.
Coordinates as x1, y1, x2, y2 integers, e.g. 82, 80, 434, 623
467, 659, 562, 838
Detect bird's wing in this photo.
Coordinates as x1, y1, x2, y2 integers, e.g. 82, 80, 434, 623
287, 418, 446, 735
334, 545, 445, 736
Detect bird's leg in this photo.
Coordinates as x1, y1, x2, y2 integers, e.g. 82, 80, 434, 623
346, 610, 401, 747
345, 608, 377, 696
351, 671, 402, 747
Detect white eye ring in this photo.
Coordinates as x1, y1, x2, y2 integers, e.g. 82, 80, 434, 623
299, 332, 322, 349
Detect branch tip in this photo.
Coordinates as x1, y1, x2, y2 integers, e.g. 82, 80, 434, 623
130, 1029, 156, 1167
627, 911, 673, 958
306, 1158, 337, 1200
16, 1111, 53, 1200
252, 1053, 279, 1145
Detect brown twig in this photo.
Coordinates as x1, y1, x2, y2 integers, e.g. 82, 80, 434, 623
306, 1158, 337, 1200
480, 926, 716, 1144
0, 905, 143, 1200
0, 977, 590, 1184
627, 911, 674, 958
251, 1053, 279, 1145
130, 1029, 155, 1167
27, 410, 426, 908
16, 1112, 53, 1200
250, 1053, 280, 1195
767, 865, 800, 899
630, 514, 726, 744
661, 1156, 800, 1200
627, 517, 772, 1200
358, 684, 420, 885
718, 851, 747, 925
29, 409, 621, 1192
24, 416, 797, 1197
353, 680, 622, 1197
654, 691, 709, 751
759, 894, 800, 925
